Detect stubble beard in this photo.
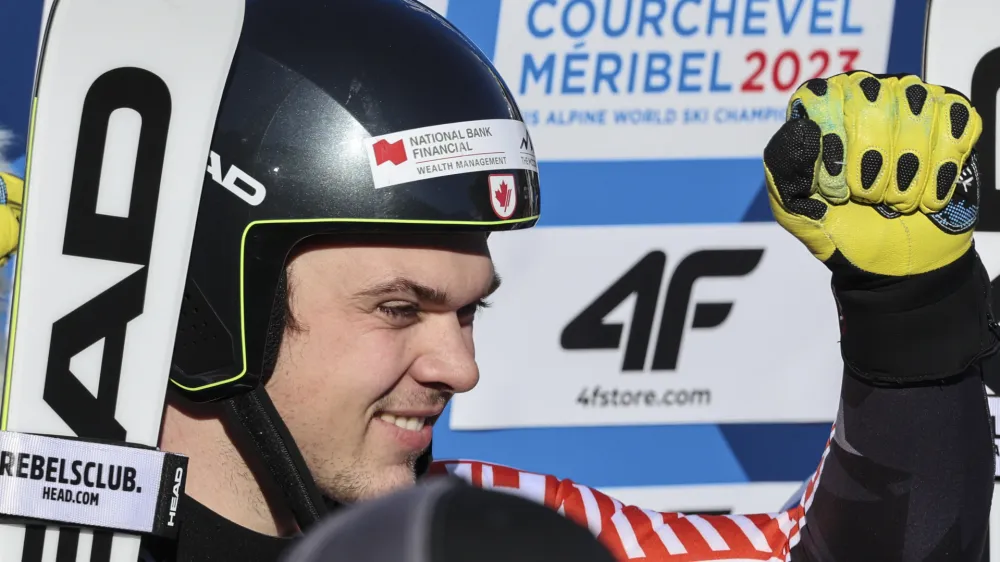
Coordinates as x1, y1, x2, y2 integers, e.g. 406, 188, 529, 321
313, 390, 446, 503
314, 448, 424, 504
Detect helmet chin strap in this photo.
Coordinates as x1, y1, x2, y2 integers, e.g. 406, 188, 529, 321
223, 386, 330, 532
222, 387, 436, 531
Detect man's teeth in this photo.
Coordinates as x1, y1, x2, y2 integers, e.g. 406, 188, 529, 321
378, 413, 426, 431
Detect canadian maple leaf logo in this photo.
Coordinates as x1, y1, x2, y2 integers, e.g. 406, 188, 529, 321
372, 139, 407, 166
494, 180, 512, 210
489, 174, 516, 219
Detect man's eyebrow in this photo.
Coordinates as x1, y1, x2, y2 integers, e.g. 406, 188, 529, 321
356, 271, 502, 305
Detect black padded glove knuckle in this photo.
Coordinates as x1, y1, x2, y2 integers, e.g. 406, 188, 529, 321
905, 84, 928, 115
859, 76, 881, 102
936, 162, 959, 200
896, 153, 919, 192
822, 134, 844, 176
950, 103, 970, 139
860, 150, 883, 190
805, 78, 828, 96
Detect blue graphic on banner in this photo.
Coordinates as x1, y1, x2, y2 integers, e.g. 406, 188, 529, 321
535, 158, 763, 226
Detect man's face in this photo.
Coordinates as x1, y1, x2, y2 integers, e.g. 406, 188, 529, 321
265, 233, 497, 503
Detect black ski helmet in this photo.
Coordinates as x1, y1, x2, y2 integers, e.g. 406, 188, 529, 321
171, 0, 539, 400
166, 0, 540, 530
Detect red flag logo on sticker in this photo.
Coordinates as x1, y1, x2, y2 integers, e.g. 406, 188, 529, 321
372, 138, 407, 166
489, 174, 516, 219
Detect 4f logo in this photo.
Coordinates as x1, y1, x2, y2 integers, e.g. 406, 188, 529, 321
561, 249, 764, 372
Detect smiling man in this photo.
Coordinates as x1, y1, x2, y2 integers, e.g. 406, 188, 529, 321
131, 1, 997, 561
162, 234, 499, 519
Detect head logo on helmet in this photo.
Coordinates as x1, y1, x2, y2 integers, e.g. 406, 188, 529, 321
206, 150, 267, 206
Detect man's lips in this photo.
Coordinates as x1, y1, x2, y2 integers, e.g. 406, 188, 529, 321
374, 410, 442, 432
374, 411, 440, 452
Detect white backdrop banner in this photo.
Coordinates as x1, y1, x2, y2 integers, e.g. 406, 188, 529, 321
451, 223, 843, 429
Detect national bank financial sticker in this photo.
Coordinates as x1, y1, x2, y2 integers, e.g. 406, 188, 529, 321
364, 119, 538, 189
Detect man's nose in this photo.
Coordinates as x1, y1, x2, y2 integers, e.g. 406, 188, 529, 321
408, 315, 480, 394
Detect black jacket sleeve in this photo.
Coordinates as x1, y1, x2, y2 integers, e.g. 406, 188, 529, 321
791, 250, 998, 561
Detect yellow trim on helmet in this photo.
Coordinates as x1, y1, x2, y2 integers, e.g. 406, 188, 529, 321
169, 214, 538, 393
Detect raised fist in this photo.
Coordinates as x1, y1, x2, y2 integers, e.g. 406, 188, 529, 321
764, 71, 982, 278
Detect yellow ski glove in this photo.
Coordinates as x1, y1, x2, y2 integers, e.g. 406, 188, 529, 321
764, 71, 981, 277
763, 72, 997, 384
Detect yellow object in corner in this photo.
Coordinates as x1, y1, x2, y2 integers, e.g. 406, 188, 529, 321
0, 172, 24, 265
